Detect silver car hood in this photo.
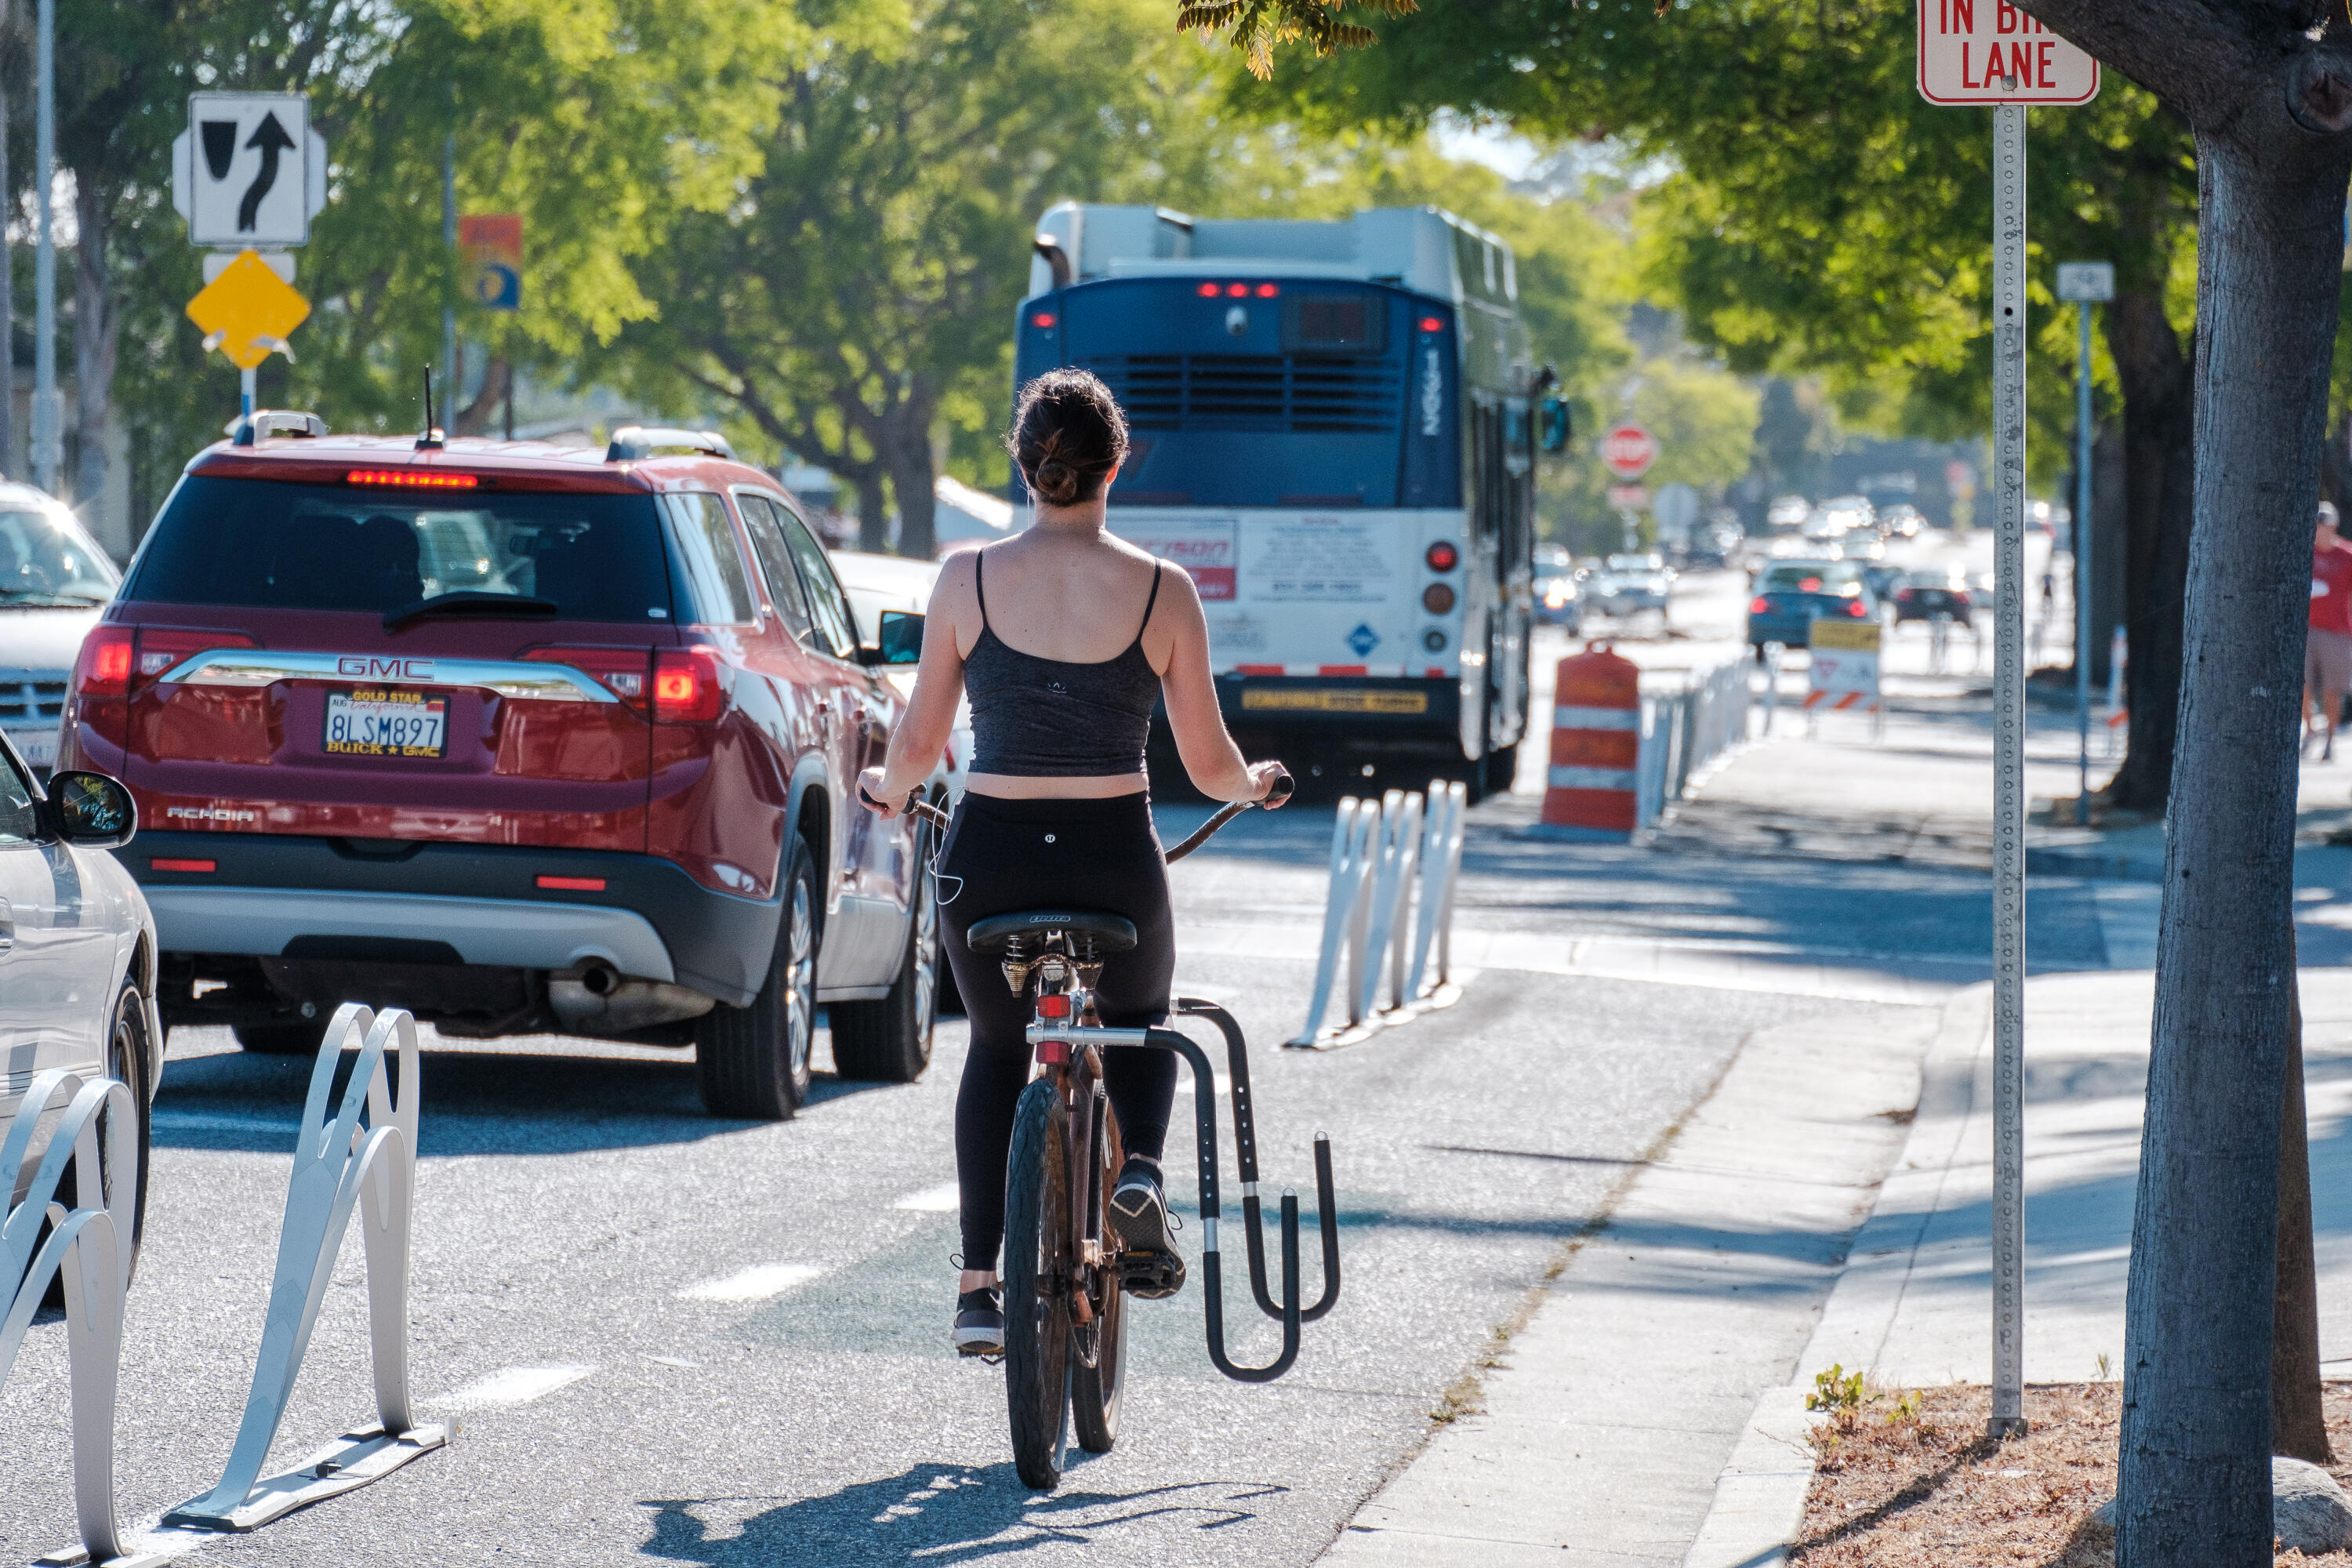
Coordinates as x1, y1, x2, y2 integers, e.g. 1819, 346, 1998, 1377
0, 605, 101, 676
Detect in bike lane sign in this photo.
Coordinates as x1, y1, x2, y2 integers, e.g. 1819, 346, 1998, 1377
1918, 1, 2100, 103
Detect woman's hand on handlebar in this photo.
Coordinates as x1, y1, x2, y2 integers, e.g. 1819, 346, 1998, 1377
856, 766, 906, 818
1247, 761, 1294, 809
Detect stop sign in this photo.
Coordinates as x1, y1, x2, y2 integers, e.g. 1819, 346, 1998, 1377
1600, 423, 1658, 480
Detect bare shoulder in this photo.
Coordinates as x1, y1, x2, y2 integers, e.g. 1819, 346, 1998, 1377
928, 548, 979, 613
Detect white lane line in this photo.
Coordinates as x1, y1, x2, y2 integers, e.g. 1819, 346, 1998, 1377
677, 1262, 826, 1302
434, 1364, 593, 1412
892, 1182, 960, 1213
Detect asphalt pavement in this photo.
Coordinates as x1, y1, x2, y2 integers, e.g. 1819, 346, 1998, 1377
0, 547, 2155, 1567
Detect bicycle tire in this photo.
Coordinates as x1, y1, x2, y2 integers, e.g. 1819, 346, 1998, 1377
1071, 1100, 1127, 1452
1003, 1079, 1073, 1490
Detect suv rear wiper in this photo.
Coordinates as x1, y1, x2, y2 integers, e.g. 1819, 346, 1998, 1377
384, 592, 560, 632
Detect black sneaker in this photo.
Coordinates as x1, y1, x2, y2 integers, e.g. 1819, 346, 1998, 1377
952, 1287, 1004, 1356
1109, 1157, 1187, 1300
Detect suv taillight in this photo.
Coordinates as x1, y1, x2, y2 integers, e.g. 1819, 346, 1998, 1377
653, 648, 724, 724
132, 626, 256, 684
74, 626, 133, 698
524, 647, 652, 708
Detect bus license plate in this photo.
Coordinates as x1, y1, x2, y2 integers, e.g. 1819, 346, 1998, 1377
1242, 688, 1428, 715
325, 689, 448, 757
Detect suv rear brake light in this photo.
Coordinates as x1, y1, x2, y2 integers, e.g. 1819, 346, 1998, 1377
347, 469, 481, 489
74, 627, 133, 697
524, 646, 652, 706
653, 648, 724, 723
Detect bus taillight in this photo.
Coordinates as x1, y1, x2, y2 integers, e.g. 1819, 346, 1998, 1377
1425, 541, 1460, 572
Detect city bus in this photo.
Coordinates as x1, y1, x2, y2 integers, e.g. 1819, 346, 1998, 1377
1014, 203, 1546, 800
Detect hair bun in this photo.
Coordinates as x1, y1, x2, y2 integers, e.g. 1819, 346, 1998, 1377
1007, 368, 1129, 508
1033, 458, 1080, 506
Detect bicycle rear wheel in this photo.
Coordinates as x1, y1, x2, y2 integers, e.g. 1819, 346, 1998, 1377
1071, 1099, 1127, 1453
1003, 1078, 1073, 1490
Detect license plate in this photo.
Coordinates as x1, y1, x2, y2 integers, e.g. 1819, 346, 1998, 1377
325, 689, 448, 757
1241, 688, 1429, 715
4, 727, 57, 768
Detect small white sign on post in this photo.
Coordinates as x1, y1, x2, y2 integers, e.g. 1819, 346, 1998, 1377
171, 93, 329, 249
1916, 1, 2100, 103
2056, 260, 2116, 302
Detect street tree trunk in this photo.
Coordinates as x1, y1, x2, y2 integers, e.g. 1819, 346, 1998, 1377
2274, 927, 2332, 1466
2112, 117, 2352, 1564
882, 388, 939, 560
855, 471, 889, 554
452, 356, 512, 437
2103, 291, 2195, 813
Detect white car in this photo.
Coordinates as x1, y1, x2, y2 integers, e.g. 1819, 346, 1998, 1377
0, 731, 158, 1253
830, 549, 972, 802
0, 485, 121, 775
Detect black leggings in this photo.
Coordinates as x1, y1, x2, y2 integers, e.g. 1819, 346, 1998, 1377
937, 791, 1178, 1272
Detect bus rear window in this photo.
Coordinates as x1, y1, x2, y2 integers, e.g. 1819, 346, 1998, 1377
128, 475, 673, 622
1285, 294, 1386, 354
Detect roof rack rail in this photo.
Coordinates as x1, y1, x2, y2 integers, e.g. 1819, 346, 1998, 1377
606, 426, 736, 463
225, 410, 329, 446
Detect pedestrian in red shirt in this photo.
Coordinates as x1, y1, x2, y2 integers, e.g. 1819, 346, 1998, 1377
2307, 502, 2352, 760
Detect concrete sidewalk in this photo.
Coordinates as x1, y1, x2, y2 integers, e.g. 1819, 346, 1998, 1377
1682, 967, 2352, 1564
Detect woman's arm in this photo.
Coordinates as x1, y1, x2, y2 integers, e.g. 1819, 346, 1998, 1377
1155, 567, 1285, 804
858, 559, 972, 815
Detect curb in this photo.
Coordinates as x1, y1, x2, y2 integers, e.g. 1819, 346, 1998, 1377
1675, 983, 1994, 1568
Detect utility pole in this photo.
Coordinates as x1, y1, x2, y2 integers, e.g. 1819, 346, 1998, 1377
2057, 262, 2115, 811
31, 0, 59, 495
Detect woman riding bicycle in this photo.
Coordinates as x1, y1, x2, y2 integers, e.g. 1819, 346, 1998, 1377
857, 368, 1290, 1357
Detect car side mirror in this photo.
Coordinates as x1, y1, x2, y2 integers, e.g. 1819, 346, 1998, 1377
1538, 396, 1572, 453
45, 770, 136, 849
870, 609, 924, 666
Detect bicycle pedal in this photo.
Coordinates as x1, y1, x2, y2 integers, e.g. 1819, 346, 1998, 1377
1118, 1249, 1186, 1300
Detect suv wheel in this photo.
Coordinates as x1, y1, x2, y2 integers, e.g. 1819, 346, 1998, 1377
42, 984, 154, 1308
696, 835, 818, 1119
830, 804, 941, 1083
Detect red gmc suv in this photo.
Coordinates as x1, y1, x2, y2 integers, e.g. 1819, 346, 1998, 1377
60, 421, 942, 1120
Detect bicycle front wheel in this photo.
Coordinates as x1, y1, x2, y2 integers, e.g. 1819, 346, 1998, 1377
1003, 1078, 1073, 1490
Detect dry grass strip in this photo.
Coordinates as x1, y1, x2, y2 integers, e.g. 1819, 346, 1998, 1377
1788, 1381, 2352, 1566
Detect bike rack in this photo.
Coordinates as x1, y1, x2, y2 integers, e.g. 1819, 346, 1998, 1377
1290, 782, 1470, 1048
165, 1004, 448, 1534
0, 1071, 169, 1568
1173, 1000, 1339, 1326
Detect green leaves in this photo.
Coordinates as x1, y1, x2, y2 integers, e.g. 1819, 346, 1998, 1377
1178, 0, 1416, 81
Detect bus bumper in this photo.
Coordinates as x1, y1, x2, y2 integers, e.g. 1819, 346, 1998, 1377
1213, 674, 1461, 754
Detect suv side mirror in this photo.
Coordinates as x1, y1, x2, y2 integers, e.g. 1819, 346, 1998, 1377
1538, 396, 1572, 453
45, 771, 136, 849
867, 609, 924, 666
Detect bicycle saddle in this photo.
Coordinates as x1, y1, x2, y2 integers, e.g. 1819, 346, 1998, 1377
967, 909, 1138, 955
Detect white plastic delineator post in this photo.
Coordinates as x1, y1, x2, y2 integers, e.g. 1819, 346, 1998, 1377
1290, 779, 1472, 1049
165, 1004, 447, 1534
0, 1072, 168, 1568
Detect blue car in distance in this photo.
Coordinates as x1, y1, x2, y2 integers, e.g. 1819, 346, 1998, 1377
1747, 558, 1876, 653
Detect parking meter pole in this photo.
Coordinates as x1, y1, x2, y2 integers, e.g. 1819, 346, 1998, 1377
2075, 297, 2094, 809
1989, 101, 2030, 1441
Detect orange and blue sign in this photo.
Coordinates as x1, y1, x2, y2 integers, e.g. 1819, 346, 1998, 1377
459, 214, 521, 311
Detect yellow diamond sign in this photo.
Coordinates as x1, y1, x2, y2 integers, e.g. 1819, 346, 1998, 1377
185, 250, 310, 370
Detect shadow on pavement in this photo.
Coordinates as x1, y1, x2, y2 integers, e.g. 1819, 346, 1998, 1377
640, 1465, 1287, 1564
151, 1045, 899, 1156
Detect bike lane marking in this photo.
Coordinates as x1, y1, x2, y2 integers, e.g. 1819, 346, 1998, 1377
677, 1262, 828, 1301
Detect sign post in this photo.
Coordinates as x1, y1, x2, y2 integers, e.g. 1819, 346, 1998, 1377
2056, 261, 2114, 814
1601, 423, 1657, 553
1918, 0, 2100, 1442
171, 92, 326, 423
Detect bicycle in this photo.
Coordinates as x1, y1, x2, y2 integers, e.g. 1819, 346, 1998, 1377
895, 782, 1341, 1490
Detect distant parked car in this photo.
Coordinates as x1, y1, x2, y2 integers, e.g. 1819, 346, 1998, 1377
829, 550, 971, 803
1878, 503, 1925, 539
1583, 566, 1671, 620
1534, 571, 1582, 631
0, 485, 120, 776
1746, 558, 1875, 652
1893, 568, 1975, 627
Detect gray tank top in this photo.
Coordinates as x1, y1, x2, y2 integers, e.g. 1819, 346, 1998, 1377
964, 552, 1163, 777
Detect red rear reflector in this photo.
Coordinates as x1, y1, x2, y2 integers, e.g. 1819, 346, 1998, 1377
1418, 315, 1445, 332
1036, 993, 1073, 1019
1196, 282, 1220, 298
1034, 1038, 1071, 1064
1030, 311, 1057, 328
536, 875, 607, 891
1255, 282, 1279, 297
347, 469, 480, 489
151, 858, 216, 873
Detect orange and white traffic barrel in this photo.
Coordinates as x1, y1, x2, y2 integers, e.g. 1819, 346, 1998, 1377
1541, 643, 1641, 839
